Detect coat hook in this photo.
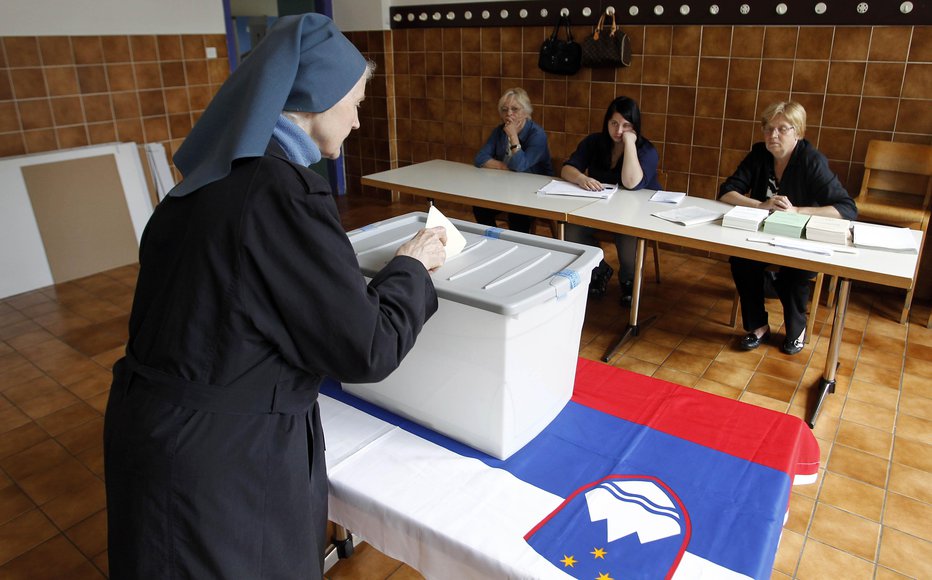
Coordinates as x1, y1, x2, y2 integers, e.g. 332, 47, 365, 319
560, 8, 570, 17
606, 6, 616, 15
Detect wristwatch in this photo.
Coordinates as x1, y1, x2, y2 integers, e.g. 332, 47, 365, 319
510, 143, 521, 151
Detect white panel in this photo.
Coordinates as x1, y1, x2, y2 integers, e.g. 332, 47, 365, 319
1, 0, 225, 36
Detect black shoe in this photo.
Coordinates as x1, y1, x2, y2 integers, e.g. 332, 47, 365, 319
782, 333, 805, 355
620, 280, 633, 306
739, 329, 770, 350
589, 262, 614, 298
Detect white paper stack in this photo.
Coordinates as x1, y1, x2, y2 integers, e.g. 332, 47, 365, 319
722, 206, 770, 231
805, 215, 851, 245
649, 190, 687, 204
852, 223, 920, 253
652, 206, 723, 226
537, 180, 616, 199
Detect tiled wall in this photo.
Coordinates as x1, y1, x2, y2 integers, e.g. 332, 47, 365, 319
0, 33, 230, 178
346, 24, 931, 200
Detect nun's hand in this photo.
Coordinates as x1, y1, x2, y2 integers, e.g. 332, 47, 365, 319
396, 226, 448, 271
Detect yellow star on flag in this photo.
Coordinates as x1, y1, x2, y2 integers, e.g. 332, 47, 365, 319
560, 555, 577, 568
596, 573, 614, 580
591, 547, 607, 559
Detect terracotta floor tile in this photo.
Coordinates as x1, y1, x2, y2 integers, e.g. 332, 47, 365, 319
661, 349, 712, 375
904, 355, 932, 379
0, 534, 93, 579
847, 377, 900, 410
0, 439, 71, 481
892, 437, 932, 472
635, 325, 684, 348
887, 462, 932, 503
85, 392, 109, 414
63, 368, 111, 399
773, 528, 804, 575
851, 360, 902, 389
34, 402, 100, 437
670, 334, 724, 359
18, 457, 98, 505
325, 542, 405, 580
39, 479, 106, 530
700, 360, 754, 389
895, 414, 932, 445
739, 391, 790, 413
882, 492, 932, 541
0, 319, 44, 343
54, 417, 103, 455
58, 315, 129, 358
874, 566, 914, 579
784, 492, 816, 535
0, 423, 50, 460
693, 377, 742, 399
64, 509, 108, 559
905, 340, 932, 360
75, 444, 105, 477
877, 527, 932, 578
842, 398, 896, 432
808, 503, 880, 560
746, 373, 797, 403
91, 345, 125, 369
0, 401, 32, 435
652, 366, 700, 387
826, 444, 889, 488
834, 419, 893, 459
0, 509, 58, 565
796, 538, 874, 579
386, 563, 425, 579
713, 346, 764, 372
0, 355, 46, 393
623, 338, 676, 365
5, 328, 56, 351
899, 392, 932, 422
818, 471, 885, 521
757, 356, 807, 383
0, 485, 36, 526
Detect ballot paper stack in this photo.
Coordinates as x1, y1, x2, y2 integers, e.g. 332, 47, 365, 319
762, 211, 811, 238
537, 179, 617, 199
805, 215, 852, 245
722, 206, 770, 231
853, 223, 920, 253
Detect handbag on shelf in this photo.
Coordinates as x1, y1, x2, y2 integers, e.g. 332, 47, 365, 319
538, 14, 582, 75
581, 9, 632, 68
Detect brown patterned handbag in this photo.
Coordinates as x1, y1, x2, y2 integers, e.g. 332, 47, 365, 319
581, 10, 632, 68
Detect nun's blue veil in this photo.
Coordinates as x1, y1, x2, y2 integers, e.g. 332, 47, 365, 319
167, 13, 367, 197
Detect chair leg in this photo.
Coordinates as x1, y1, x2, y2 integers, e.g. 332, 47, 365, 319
548, 220, 562, 239
806, 272, 824, 344
651, 240, 661, 283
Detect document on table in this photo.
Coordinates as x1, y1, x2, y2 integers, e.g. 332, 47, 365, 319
537, 179, 617, 199
649, 190, 687, 204
426, 204, 467, 257
746, 235, 859, 256
852, 223, 920, 253
652, 206, 723, 226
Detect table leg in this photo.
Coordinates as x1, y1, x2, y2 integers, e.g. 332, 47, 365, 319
807, 277, 850, 428
602, 238, 657, 362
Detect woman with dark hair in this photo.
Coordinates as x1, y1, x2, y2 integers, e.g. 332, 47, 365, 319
561, 96, 661, 303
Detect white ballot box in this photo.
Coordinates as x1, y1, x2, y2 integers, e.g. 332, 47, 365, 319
344, 212, 603, 460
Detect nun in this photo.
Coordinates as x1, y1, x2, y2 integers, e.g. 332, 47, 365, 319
103, 14, 447, 579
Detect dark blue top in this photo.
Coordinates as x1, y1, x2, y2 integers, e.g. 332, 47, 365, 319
474, 118, 553, 176
718, 139, 857, 220
564, 133, 662, 190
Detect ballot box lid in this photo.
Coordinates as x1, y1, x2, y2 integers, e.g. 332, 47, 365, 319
347, 212, 603, 316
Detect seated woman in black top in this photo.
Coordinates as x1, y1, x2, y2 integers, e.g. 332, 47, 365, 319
719, 101, 857, 355
561, 96, 661, 303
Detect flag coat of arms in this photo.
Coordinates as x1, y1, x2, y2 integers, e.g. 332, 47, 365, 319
321, 358, 819, 579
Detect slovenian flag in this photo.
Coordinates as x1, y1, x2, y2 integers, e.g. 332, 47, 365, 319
321, 358, 819, 580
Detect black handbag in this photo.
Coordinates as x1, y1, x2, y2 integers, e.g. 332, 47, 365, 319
581, 10, 632, 68
538, 15, 582, 75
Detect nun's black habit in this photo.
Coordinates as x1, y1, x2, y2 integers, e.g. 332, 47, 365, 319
103, 14, 437, 579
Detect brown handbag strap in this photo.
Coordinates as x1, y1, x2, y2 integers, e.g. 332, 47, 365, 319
593, 12, 606, 40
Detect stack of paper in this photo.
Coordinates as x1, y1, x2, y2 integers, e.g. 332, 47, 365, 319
722, 206, 770, 231
762, 211, 811, 238
852, 223, 920, 253
805, 215, 851, 245
652, 206, 723, 226
537, 180, 617, 199
649, 190, 686, 204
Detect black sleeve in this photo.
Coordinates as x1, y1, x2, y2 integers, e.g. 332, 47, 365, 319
719, 147, 764, 201
798, 147, 858, 220
240, 163, 438, 383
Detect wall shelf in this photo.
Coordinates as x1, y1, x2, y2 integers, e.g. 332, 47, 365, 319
389, 0, 931, 28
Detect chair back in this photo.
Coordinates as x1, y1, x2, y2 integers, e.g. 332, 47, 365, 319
857, 140, 932, 230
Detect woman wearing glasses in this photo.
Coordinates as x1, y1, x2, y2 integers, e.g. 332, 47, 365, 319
473, 87, 553, 233
720, 101, 856, 355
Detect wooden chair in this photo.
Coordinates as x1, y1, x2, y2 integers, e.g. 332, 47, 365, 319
853, 140, 932, 324
729, 270, 825, 345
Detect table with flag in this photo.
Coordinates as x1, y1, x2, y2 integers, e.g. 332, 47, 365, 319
321, 358, 820, 579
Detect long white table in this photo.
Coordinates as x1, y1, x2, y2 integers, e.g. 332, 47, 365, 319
361, 159, 598, 239
361, 161, 923, 427
566, 190, 923, 427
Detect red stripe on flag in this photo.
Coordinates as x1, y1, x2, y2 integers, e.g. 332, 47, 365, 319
572, 358, 820, 481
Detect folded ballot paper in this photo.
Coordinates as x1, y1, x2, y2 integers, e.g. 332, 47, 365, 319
853, 222, 920, 253
537, 179, 617, 199
805, 215, 851, 245
652, 206, 723, 226
649, 190, 687, 204
722, 206, 770, 231
762, 211, 810, 239
425, 204, 467, 257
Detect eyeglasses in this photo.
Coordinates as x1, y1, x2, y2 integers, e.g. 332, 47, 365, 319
499, 106, 524, 114
762, 124, 795, 136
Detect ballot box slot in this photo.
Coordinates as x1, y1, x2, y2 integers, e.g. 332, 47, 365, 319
483, 252, 552, 290
446, 246, 517, 282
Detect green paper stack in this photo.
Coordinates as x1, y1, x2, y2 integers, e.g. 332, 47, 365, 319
762, 211, 811, 238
